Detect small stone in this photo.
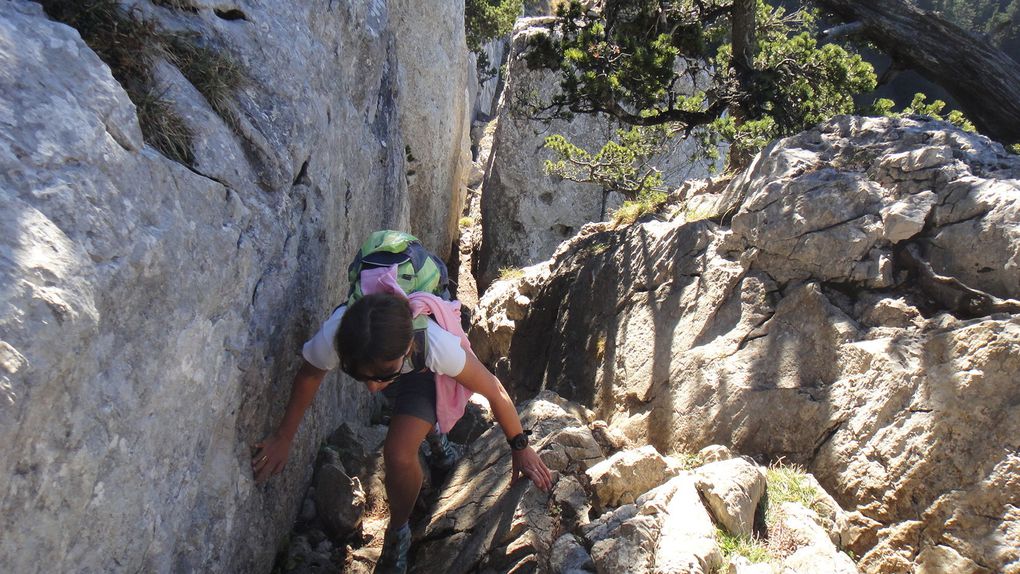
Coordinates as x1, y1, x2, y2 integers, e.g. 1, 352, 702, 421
299, 497, 316, 522
698, 444, 734, 464
551, 534, 595, 573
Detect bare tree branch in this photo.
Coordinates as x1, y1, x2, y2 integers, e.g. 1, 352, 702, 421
814, 0, 1020, 143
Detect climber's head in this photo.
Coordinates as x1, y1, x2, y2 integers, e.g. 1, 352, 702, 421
336, 293, 413, 388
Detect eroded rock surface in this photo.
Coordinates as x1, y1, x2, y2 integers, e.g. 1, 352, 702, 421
471, 116, 1020, 572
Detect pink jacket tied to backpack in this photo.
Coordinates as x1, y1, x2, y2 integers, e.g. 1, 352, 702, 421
359, 265, 474, 433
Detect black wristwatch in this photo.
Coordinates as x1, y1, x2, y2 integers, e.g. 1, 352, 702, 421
507, 430, 532, 451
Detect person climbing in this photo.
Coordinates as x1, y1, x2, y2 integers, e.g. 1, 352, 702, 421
251, 230, 553, 574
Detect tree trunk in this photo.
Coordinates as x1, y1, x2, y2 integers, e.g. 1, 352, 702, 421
814, 0, 1020, 144
728, 0, 758, 169
730, 0, 757, 80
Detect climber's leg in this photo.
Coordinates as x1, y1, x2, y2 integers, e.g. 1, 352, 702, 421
383, 414, 433, 528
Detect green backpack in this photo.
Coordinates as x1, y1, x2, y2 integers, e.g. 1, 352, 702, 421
345, 230, 450, 370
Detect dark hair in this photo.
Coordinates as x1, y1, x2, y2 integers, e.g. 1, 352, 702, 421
335, 293, 413, 378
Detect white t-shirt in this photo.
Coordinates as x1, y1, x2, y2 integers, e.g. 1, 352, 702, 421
302, 305, 467, 377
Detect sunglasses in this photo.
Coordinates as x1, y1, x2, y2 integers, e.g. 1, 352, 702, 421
357, 368, 403, 384
355, 354, 412, 384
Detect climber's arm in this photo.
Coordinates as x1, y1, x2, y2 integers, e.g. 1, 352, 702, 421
252, 360, 328, 484
453, 354, 554, 491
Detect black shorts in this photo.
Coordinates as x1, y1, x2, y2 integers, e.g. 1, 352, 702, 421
381, 369, 437, 426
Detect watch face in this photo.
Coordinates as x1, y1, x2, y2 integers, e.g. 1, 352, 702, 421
510, 434, 528, 450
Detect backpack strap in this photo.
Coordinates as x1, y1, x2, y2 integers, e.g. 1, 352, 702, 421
408, 325, 429, 372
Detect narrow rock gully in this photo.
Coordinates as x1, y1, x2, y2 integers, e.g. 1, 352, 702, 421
271, 118, 866, 574
269, 124, 493, 574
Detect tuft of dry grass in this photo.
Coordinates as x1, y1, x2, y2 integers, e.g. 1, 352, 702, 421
39, 0, 194, 162
164, 35, 244, 119
135, 89, 194, 165
498, 266, 524, 281
610, 190, 668, 226
39, 0, 244, 165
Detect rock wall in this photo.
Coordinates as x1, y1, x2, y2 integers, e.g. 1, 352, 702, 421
475, 18, 720, 291
393, 0, 473, 261
471, 37, 510, 119
472, 116, 1020, 572
0, 1, 470, 572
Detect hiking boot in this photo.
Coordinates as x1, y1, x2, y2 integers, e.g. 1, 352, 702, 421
425, 430, 463, 472
376, 522, 411, 574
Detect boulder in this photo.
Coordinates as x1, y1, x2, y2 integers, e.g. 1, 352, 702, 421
447, 393, 495, 445
772, 503, 859, 573
782, 546, 859, 574
586, 475, 723, 574
471, 115, 1020, 572
412, 392, 598, 573
551, 534, 596, 573
586, 445, 683, 509
313, 449, 366, 540
694, 458, 767, 538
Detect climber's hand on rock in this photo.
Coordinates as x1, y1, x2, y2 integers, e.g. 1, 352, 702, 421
511, 446, 553, 492
252, 433, 291, 484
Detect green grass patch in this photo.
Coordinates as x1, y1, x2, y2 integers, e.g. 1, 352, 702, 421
673, 451, 703, 471
459, 216, 475, 228
611, 190, 667, 226
497, 266, 524, 281
716, 527, 770, 564
765, 464, 823, 515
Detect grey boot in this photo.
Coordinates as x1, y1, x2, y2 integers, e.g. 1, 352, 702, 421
376, 522, 411, 574
425, 427, 462, 472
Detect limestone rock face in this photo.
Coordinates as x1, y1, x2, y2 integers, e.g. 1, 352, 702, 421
471, 116, 1020, 572
0, 1, 471, 572
475, 19, 720, 290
